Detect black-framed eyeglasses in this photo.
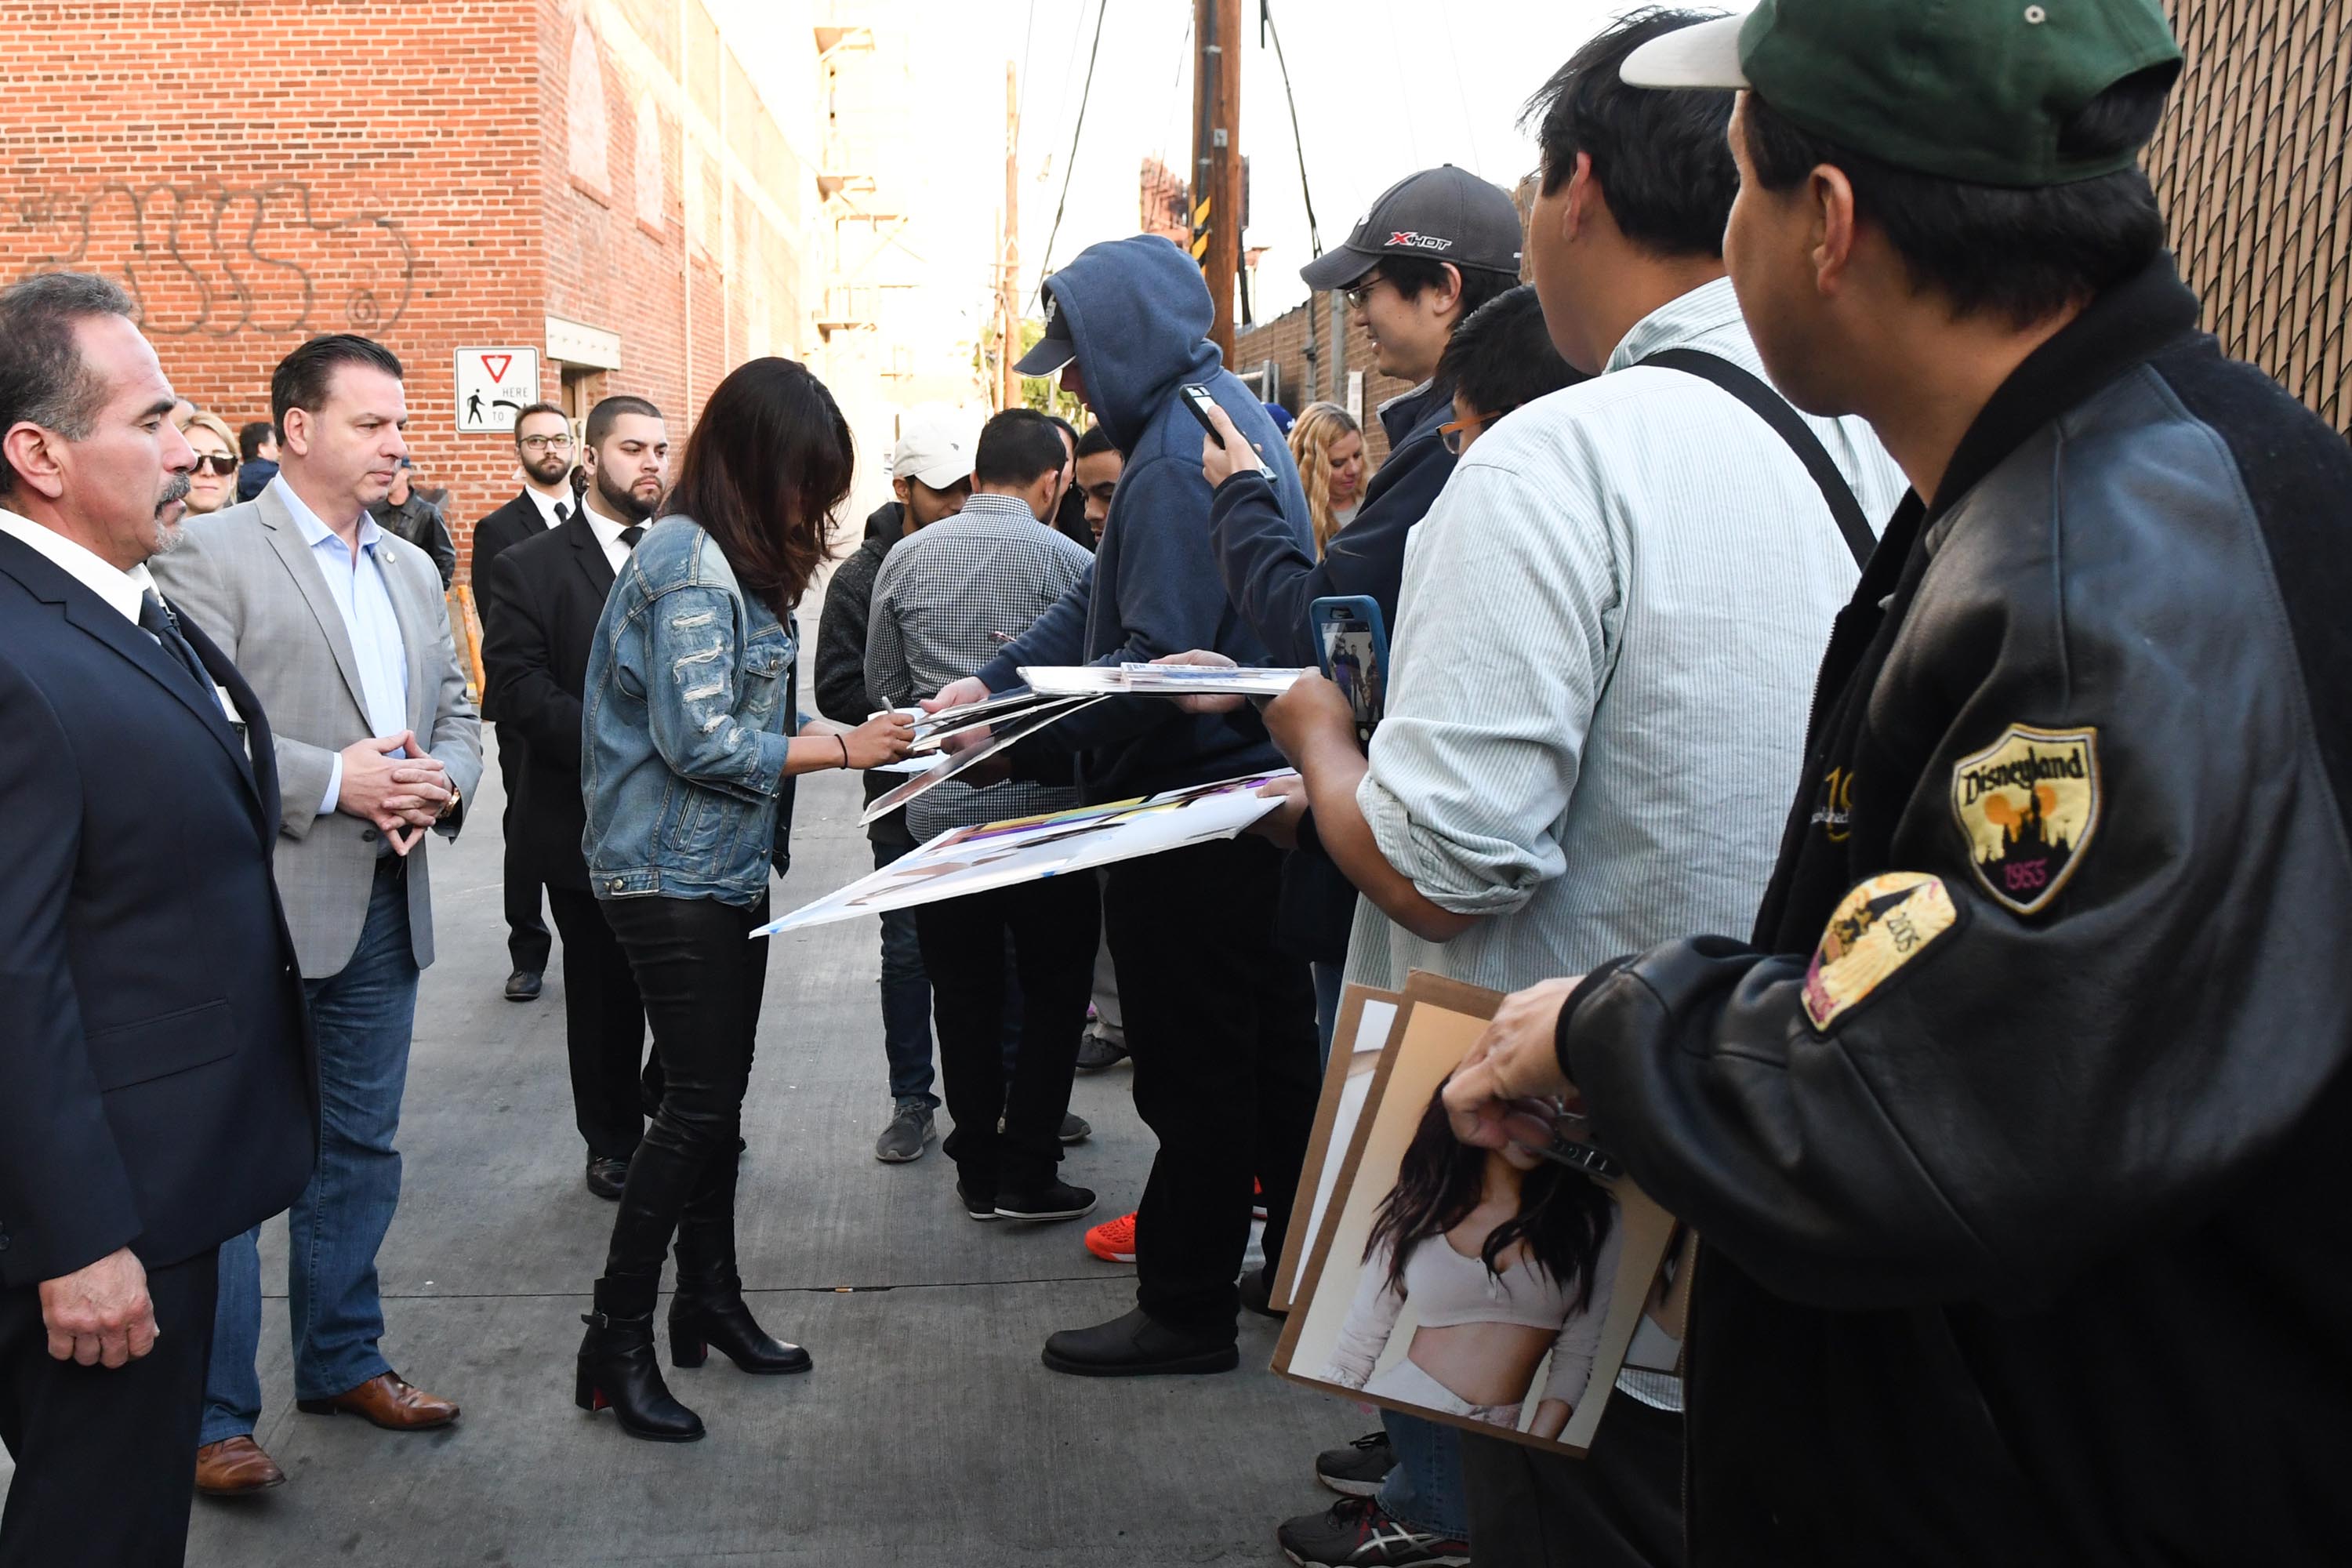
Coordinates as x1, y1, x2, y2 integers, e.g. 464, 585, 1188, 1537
518, 434, 574, 454
1343, 271, 1387, 312
1439, 408, 1514, 455
188, 453, 238, 477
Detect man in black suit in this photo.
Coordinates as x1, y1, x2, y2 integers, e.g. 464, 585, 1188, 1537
0, 273, 314, 1563
479, 396, 665, 1200
468, 400, 577, 1003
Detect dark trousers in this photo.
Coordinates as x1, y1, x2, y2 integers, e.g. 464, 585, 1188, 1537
0, 1248, 220, 1568
1459, 1399, 1686, 1568
496, 726, 550, 972
597, 894, 768, 1288
914, 875, 1098, 1195
547, 887, 650, 1161
1104, 835, 1319, 1335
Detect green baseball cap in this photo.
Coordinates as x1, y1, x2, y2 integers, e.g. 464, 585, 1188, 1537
1620, 0, 2183, 187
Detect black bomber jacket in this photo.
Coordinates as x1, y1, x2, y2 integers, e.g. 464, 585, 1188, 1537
1559, 259, 2352, 1565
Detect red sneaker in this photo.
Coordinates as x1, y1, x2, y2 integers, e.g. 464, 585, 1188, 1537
1084, 1210, 1137, 1264
1253, 1178, 1269, 1222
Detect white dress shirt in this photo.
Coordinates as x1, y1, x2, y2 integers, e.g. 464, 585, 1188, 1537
524, 484, 572, 532
579, 502, 637, 576
271, 476, 411, 813
0, 506, 160, 622
0, 507, 247, 742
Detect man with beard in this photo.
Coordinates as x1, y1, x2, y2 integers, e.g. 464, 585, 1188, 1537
469, 401, 579, 1003
0, 270, 313, 1563
480, 395, 669, 1200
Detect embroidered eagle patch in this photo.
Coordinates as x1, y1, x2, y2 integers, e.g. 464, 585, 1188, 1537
1802, 873, 1961, 1032
1951, 724, 2101, 916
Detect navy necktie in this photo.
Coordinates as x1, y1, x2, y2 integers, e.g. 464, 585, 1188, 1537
138, 590, 213, 700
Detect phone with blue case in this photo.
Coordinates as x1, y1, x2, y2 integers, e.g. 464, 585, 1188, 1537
1310, 595, 1390, 743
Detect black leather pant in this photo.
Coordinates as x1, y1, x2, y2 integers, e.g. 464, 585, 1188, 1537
595, 892, 770, 1294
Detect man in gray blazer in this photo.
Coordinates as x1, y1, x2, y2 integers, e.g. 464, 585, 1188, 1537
151, 333, 482, 1497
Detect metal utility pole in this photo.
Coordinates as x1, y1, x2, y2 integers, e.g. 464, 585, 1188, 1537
1000, 61, 1021, 412
1192, 0, 1244, 360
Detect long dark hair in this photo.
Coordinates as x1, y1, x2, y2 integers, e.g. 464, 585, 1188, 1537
665, 357, 853, 616
1364, 1079, 1614, 1314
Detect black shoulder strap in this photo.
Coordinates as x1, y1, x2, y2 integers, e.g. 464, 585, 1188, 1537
1639, 347, 1876, 571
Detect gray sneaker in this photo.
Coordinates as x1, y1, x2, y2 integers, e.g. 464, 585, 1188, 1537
873, 1102, 935, 1163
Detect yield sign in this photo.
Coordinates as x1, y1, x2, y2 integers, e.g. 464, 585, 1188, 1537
453, 346, 540, 434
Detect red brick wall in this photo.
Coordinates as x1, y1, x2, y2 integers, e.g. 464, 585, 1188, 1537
0, 0, 811, 573
1232, 300, 1413, 466
0, 0, 543, 548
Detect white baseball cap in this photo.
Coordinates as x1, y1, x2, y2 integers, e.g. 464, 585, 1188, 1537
889, 418, 973, 490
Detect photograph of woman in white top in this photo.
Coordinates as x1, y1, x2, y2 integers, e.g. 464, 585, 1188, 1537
1319, 1080, 1623, 1439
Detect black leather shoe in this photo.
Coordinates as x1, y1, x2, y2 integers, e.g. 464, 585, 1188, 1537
584, 1156, 628, 1201
1041, 1308, 1239, 1377
575, 1281, 702, 1442
669, 1284, 812, 1375
504, 968, 543, 1002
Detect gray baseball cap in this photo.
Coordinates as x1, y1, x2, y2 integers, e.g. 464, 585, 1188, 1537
1300, 165, 1524, 292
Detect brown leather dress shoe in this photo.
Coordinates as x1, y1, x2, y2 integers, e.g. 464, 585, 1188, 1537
195, 1436, 286, 1497
294, 1370, 459, 1430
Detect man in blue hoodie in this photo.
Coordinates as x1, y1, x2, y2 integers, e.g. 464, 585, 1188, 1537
931, 234, 1323, 1375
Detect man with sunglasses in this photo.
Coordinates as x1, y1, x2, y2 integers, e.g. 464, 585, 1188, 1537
467, 401, 577, 1004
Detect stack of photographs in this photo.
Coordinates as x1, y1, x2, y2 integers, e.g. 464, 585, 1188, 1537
1272, 974, 1687, 1460
758, 771, 1297, 936
860, 692, 1108, 826
862, 666, 1310, 826
1019, 662, 1310, 699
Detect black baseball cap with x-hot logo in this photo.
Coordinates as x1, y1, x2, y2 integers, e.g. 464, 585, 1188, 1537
1298, 165, 1524, 292
1012, 287, 1078, 378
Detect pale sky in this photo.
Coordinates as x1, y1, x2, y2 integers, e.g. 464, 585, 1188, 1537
993, 0, 1632, 320
716, 0, 1640, 336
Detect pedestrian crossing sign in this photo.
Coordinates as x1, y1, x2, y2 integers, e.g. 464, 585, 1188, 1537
454, 347, 541, 433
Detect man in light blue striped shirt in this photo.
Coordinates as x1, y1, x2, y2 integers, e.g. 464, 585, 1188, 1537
1258, 13, 1908, 1568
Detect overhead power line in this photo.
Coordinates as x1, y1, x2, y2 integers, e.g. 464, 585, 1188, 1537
1261, 0, 1322, 259
1030, 0, 1109, 312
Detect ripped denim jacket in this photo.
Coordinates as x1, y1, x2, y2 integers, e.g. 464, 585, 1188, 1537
582, 514, 802, 906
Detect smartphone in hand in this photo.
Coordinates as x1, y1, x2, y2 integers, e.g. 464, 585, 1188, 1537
1311, 595, 1390, 743
1180, 383, 1227, 448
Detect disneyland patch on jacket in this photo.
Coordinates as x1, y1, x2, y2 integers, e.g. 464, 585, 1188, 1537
1803, 872, 1962, 1032
1951, 724, 2102, 916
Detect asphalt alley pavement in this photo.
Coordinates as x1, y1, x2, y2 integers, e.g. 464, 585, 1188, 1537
0, 579, 1364, 1566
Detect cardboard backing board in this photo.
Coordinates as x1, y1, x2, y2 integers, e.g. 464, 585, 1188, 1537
1272, 984, 1403, 1308
1272, 970, 1679, 1458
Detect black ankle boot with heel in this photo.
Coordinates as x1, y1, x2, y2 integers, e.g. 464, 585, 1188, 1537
669, 1270, 813, 1374
575, 1277, 705, 1441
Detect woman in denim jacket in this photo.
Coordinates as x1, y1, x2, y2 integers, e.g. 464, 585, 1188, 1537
574, 358, 913, 1443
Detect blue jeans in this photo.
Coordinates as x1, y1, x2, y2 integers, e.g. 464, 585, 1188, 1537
202, 861, 419, 1443
874, 840, 1024, 1107
873, 840, 938, 1109
1379, 1410, 1472, 1541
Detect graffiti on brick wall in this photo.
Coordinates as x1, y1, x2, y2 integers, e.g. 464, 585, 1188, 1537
9, 181, 416, 336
